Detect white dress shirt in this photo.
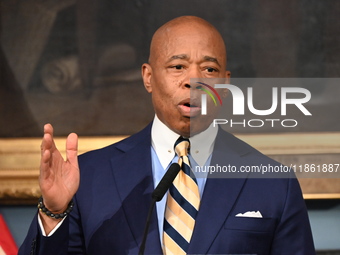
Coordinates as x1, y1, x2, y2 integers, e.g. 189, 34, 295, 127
151, 114, 218, 245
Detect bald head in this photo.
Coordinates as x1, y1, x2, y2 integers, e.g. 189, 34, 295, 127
141, 16, 230, 137
149, 16, 227, 68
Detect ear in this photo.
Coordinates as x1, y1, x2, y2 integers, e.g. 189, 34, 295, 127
225, 70, 231, 81
142, 63, 152, 93
222, 70, 231, 98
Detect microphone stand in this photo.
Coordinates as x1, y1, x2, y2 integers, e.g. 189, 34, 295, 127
138, 197, 157, 255
138, 163, 180, 255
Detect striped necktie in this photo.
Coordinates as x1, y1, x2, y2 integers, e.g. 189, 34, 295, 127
163, 137, 200, 255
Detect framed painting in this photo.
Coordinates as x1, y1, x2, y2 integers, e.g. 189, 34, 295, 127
1, 1, 339, 204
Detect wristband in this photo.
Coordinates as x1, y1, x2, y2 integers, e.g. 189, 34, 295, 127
38, 196, 74, 219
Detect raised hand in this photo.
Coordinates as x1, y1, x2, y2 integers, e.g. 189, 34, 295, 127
39, 124, 80, 232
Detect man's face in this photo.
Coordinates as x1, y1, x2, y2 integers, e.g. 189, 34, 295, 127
142, 21, 230, 137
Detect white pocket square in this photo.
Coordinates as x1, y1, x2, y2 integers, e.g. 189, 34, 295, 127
235, 210, 263, 218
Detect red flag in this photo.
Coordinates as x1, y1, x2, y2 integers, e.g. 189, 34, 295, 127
0, 214, 18, 255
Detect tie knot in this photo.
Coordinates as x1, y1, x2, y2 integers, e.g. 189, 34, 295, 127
174, 137, 190, 157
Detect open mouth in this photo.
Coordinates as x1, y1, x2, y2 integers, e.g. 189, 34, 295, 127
183, 102, 199, 108
178, 99, 201, 117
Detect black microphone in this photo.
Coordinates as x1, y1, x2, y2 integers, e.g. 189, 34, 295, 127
139, 163, 180, 255
152, 163, 181, 201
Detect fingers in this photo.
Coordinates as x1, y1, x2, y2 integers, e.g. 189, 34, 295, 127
41, 124, 54, 157
40, 149, 51, 179
44, 123, 54, 138
66, 133, 78, 167
40, 124, 54, 179
41, 124, 52, 165
39, 125, 80, 213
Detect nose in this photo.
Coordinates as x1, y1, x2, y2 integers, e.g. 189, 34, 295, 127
182, 66, 202, 89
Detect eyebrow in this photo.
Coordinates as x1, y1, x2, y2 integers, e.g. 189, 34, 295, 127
203, 56, 221, 67
166, 54, 221, 67
166, 54, 189, 63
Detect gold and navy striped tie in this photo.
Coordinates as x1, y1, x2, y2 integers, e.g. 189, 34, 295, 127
163, 137, 200, 255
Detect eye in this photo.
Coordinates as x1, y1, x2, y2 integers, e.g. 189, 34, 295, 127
206, 67, 217, 73
172, 65, 184, 70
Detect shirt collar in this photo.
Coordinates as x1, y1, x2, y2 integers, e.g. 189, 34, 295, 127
151, 114, 218, 169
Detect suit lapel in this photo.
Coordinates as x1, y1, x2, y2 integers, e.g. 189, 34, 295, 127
188, 129, 250, 254
110, 124, 163, 254
108, 125, 252, 254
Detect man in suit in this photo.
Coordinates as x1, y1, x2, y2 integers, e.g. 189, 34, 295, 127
19, 16, 315, 254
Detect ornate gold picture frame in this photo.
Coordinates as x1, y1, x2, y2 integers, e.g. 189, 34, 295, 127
1, 132, 339, 204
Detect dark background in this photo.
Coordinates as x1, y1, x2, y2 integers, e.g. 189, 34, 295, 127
1, 0, 339, 137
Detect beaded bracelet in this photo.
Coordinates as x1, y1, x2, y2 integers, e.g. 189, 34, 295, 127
38, 196, 74, 219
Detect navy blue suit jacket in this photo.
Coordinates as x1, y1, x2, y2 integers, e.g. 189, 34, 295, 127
19, 123, 315, 254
